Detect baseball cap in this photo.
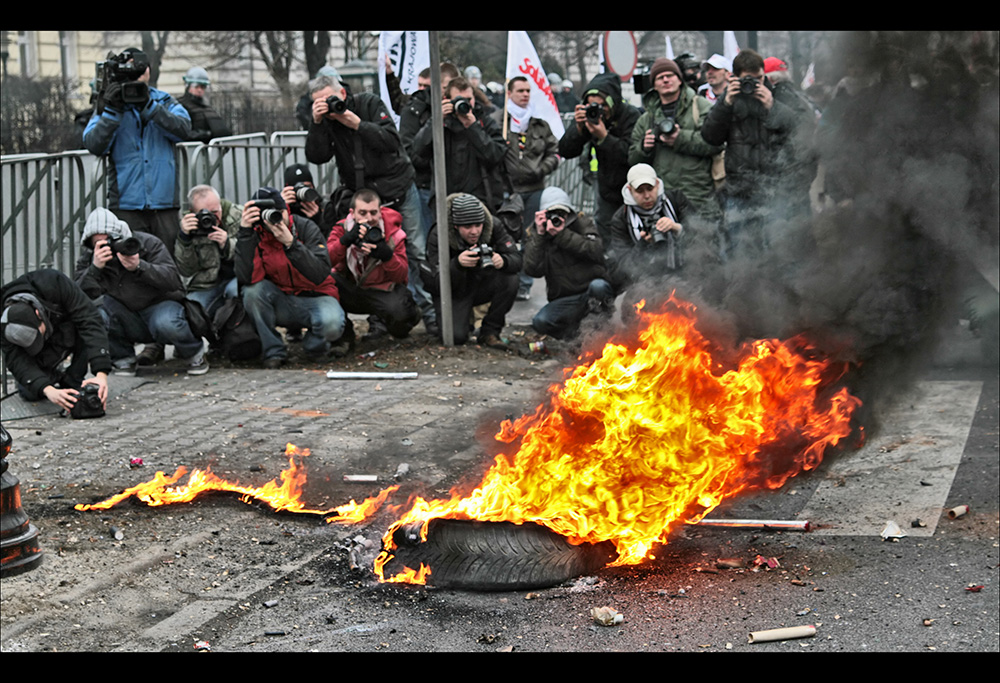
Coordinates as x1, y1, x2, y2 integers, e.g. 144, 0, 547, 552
1, 301, 44, 356
627, 164, 659, 190
702, 54, 732, 72
764, 57, 789, 74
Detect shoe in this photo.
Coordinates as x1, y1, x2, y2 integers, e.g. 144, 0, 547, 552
328, 340, 352, 358
516, 286, 531, 301
262, 356, 286, 370
479, 333, 508, 351
113, 358, 137, 376
136, 343, 165, 366
363, 317, 389, 343
186, 348, 209, 375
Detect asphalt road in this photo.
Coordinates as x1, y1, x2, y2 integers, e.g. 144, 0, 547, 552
1, 290, 997, 654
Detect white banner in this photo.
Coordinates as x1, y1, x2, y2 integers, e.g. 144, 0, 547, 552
378, 31, 430, 128
505, 31, 565, 138
665, 35, 675, 60
723, 31, 740, 63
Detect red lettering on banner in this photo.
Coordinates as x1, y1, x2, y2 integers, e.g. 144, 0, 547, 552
518, 57, 557, 109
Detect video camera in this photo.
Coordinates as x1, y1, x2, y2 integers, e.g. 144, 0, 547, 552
94, 50, 149, 110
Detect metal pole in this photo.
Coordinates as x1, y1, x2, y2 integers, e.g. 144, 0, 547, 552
428, 31, 454, 346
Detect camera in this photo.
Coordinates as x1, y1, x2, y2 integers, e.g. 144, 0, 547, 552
252, 199, 284, 226
294, 182, 320, 204
325, 95, 347, 115
469, 243, 495, 268
545, 210, 566, 228
451, 96, 472, 116
642, 218, 669, 244
95, 51, 149, 108
361, 225, 384, 245
105, 235, 142, 256
193, 209, 218, 236
738, 75, 759, 96
585, 101, 604, 123
70, 384, 105, 420
656, 117, 677, 139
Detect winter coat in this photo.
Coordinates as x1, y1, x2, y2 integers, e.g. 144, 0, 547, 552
523, 212, 607, 302
177, 91, 233, 142
557, 72, 641, 205
304, 90, 415, 203
502, 117, 560, 194
83, 86, 191, 211
74, 231, 186, 312
173, 198, 243, 292
399, 88, 433, 189
628, 86, 722, 211
420, 194, 522, 298
328, 206, 409, 292
700, 80, 799, 200
234, 214, 338, 299
1, 269, 112, 401
607, 184, 693, 290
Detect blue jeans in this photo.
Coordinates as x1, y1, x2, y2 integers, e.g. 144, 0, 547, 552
185, 277, 238, 320
241, 279, 345, 361
386, 183, 434, 323
100, 295, 203, 361
532, 278, 614, 339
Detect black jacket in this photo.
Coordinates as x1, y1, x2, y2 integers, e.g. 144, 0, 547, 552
305, 90, 415, 203
74, 232, 185, 312
178, 92, 233, 142
2, 269, 112, 400
523, 212, 607, 302
399, 88, 433, 189
557, 73, 641, 205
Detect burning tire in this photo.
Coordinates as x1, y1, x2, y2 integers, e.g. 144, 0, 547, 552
383, 519, 616, 591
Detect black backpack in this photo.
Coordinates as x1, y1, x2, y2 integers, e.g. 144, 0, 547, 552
212, 297, 262, 361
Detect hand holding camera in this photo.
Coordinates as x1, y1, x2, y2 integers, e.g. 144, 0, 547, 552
445, 97, 477, 128
242, 200, 293, 247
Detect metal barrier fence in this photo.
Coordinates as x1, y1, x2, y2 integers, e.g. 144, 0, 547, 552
1, 126, 592, 397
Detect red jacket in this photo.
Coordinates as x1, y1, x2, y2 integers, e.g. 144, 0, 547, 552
235, 214, 339, 299
327, 206, 409, 292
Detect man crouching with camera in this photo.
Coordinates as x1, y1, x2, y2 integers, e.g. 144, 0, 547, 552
175, 184, 242, 320
420, 193, 521, 349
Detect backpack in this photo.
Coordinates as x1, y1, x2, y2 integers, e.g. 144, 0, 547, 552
212, 297, 262, 361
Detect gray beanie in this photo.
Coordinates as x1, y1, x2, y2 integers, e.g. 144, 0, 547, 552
81, 208, 132, 247
539, 187, 575, 214
450, 193, 486, 226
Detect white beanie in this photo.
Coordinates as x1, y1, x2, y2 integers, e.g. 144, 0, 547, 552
81, 208, 132, 247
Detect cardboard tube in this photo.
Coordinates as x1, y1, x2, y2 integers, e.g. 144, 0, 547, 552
326, 371, 418, 380
748, 624, 817, 643
947, 504, 970, 519
694, 519, 811, 531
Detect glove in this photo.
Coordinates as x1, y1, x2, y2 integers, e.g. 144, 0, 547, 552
339, 224, 361, 246
104, 82, 125, 111
371, 240, 394, 262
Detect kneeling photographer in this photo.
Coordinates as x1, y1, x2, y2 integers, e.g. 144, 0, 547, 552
175, 185, 242, 320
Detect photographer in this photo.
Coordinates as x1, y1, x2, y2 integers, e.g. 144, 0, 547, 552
83, 47, 191, 257
234, 188, 346, 369
328, 189, 420, 341
629, 58, 722, 223
2, 269, 111, 413
558, 73, 641, 243
282, 164, 333, 240
74, 208, 208, 376
420, 193, 521, 348
174, 185, 242, 319
523, 188, 613, 340
701, 49, 799, 258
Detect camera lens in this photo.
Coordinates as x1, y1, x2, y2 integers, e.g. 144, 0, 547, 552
326, 95, 347, 114
453, 97, 471, 115
294, 183, 320, 203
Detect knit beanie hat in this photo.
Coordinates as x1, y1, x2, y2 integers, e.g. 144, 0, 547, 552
539, 187, 575, 214
650, 58, 682, 83
284, 163, 314, 187
450, 193, 486, 226
81, 207, 132, 247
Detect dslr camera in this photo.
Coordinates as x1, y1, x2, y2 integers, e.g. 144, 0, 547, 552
738, 75, 759, 96
585, 101, 604, 123
642, 218, 669, 244
105, 235, 142, 256
293, 182, 320, 204
469, 243, 495, 268
544, 210, 567, 228
252, 199, 284, 227
192, 209, 219, 236
656, 117, 677, 140
451, 96, 472, 116
325, 95, 348, 115
360, 225, 384, 245
70, 384, 105, 420
95, 50, 149, 108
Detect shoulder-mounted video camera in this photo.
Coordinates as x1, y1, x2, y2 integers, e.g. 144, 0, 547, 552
94, 50, 149, 110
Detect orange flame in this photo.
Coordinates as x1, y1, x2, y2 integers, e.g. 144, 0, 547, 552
75, 443, 395, 520
377, 295, 861, 578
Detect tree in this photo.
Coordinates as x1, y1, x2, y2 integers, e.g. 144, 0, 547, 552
140, 31, 170, 88
303, 30, 330, 79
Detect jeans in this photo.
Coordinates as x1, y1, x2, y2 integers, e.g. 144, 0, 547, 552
100, 295, 203, 361
386, 183, 434, 324
532, 278, 615, 339
185, 277, 238, 320
241, 279, 345, 360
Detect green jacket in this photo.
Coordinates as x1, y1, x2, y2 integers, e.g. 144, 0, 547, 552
173, 197, 243, 291
628, 86, 721, 212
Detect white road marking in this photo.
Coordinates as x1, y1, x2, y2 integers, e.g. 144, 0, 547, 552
800, 381, 982, 536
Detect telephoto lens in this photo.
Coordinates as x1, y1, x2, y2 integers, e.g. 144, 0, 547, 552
294, 182, 320, 203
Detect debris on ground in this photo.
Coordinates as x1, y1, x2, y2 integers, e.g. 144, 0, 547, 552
590, 606, 624, 626
881, 520, 907, 541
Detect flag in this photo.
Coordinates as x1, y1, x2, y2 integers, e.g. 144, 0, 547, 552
378, 31, 430, 128
723, 31, 740, 63
665, 35, 675, 60
505, 31, 565, 138
597, 33, 606, 73
801, 61, 816, 90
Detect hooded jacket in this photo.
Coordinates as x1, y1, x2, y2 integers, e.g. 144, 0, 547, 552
420, 194, 522, 298
83, 86, 191, 210
557, 73, 641, 205
328, 206, 409, 292
74, 231, 186, 312
523, 200, 607, 302
2, 269, 112, 401
234, 214, 339, 299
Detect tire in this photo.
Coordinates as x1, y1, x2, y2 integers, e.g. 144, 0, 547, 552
382, 518, 616, 591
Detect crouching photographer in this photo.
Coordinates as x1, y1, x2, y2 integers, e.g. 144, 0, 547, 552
175, 185, 242, 320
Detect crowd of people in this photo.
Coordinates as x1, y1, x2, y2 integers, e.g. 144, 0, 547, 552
3, 44, 832, 417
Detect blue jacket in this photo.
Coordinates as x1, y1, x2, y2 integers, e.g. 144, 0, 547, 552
83, 87, 191, 210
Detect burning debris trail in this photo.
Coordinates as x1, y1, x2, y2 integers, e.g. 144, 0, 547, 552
376, 295, 861, 581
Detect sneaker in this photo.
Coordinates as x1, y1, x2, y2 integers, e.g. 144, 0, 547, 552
516, 286, 531, 301
136, 343, 165, 366
479, 333, 509, 351
113, 358, 137, 376
186, 348, 209, 375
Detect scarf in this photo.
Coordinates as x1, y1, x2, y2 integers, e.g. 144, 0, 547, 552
506, 99, 531, 134
626, 195, 682, 270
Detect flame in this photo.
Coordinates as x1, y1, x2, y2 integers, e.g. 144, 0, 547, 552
376, 295, 861, 578
75, 443, 394, 519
